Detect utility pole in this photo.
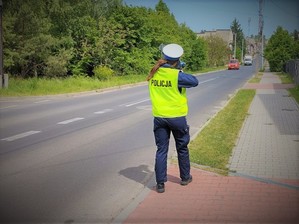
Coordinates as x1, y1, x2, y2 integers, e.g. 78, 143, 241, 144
0, 0, 3, 88
261, 21, 264, 70
248, 17, 251, 37
241, 39, 244, 63
246, 17, 251, 55
234, 32, 237, 59
258, 0, 264, 70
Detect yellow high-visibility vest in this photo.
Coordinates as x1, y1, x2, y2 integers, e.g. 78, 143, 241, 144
148, 67, 187, 118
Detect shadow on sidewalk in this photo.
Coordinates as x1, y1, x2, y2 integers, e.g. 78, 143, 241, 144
258, 92, 299, 135
167, 174, 181, 184
119, 165, 154, 189
119, 165, 184, 190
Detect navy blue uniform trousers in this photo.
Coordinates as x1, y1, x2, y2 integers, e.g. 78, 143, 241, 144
153, 116, 191, 184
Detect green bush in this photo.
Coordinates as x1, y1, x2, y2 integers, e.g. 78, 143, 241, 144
264, 27, 295, 72
93, 65, 114, 80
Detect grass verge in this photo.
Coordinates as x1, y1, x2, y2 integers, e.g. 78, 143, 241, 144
0, 66, 226, 97
289, 86, 299, 104
277, 72, 299, 104
248, 72, 263, 83
0, 75, 146, 97
189, 89, 256, 175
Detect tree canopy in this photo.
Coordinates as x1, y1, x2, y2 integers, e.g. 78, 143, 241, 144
264, 26, 298, 72
3, 0, 208, 78
230, 18, 245, 60
4, 0, 295, 78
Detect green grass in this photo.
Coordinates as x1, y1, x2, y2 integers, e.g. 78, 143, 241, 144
0, 66, 226, 97
277, 72, 299, 104
289, 86, 299, 104
0, 75, 146, 97
277, 72, 293, 84
248, 72, 263, 83
188, 71, 298, 175
189, 89, 256, 175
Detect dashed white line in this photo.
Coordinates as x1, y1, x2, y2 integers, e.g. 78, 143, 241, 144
199, 78, 217, 84
94, 109, 113, 114
0, 105, 17, 110
2, 131, 41, 142
1, 99, 148, 142
57, 117, 85, 125
124, 99, 150, 107
34, 100, 51, 104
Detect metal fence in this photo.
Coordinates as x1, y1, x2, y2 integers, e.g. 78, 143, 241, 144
284, 59, 299, 85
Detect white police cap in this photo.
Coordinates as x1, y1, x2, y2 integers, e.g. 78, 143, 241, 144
162, 44, 184, 61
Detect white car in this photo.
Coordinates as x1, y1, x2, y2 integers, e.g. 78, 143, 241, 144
244, 58, 253, 66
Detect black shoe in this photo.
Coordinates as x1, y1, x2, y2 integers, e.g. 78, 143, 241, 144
156, 183, 165, 193
180, 175, 192, 186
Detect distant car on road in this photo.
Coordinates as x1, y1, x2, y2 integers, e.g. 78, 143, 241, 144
243, 56, 253, 66
228, 59, 240, 70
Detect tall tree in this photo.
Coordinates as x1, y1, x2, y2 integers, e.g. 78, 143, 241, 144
292, 30, 299, 59
3, 0, 209, 78
205, 35, 230, 67
155, 0, 170, 14
3, 0, 58, 77
230, 18, 245, 60
264, 26, 295, 72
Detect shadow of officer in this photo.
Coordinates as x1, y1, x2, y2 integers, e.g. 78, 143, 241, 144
119, 165, 154, 189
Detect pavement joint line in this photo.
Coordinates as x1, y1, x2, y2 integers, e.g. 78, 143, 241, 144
230, 172, 299, 191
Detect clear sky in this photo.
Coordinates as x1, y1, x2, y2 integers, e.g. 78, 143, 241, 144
123, 0, 299, 38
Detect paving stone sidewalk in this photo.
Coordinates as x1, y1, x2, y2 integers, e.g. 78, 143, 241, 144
122, 72, 299, 224
230, 72, 299, 180
123, 164, 299, 224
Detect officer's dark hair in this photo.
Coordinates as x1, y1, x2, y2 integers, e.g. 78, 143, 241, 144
146, 59, 179, 81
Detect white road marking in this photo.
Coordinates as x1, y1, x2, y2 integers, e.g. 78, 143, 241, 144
94, 109, 113, 114
34, 100, 51, 104
57, 117, 85, 125
0, 105, 17, 110
2, 131, 41, 142
199, 78, 217, 84
124, 99, 150, 107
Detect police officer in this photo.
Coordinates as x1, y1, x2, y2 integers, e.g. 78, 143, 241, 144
147, 43, 198, 193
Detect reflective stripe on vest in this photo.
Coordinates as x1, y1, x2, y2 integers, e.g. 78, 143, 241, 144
149, 67, 188, 118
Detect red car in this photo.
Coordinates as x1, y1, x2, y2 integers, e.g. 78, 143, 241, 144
228, 59, 240, 70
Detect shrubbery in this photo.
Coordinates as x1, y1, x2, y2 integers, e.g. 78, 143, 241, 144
3, 0, 208, 78
264, 27, 299, 72
93, 65, 114, 80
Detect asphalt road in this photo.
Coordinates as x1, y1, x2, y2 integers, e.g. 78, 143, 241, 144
0, 64, 256, 223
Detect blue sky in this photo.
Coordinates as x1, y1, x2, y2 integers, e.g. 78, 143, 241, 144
123, 0, 299, 38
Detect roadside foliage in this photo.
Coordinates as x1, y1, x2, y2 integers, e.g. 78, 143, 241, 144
3, 0, 298, 79
2, 0, 207, 79
264, 26, 299, 72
